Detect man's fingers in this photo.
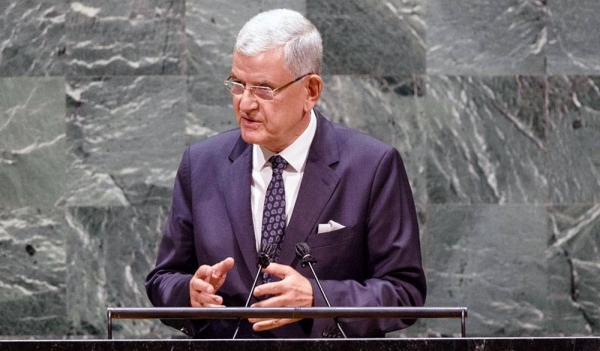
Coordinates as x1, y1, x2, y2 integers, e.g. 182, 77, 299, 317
213, 257, 235, 276
190, 276, 215, 294
190, 259, 236, 308
260, 262, 293, 279
251, 318, 300, 332
194, 265, 212, 280
190, 294, 223, 307
208, 257, 235, 290
246, 262, 313, 331
250, 292, 287, 308
252, 281, 280, 298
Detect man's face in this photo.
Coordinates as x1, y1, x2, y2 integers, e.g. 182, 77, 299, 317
230, 48, 311, 153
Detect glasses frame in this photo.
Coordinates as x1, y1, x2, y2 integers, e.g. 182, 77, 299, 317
224, 73, 312, 101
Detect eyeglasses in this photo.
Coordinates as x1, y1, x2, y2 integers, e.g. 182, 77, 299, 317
224, 74, 311, 101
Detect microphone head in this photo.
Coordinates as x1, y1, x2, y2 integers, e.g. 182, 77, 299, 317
295, 242, 317, 267
295, 242, 311, 258
258, 243, 276, 268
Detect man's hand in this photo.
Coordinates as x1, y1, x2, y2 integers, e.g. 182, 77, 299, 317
189, 257, 235, 307
249, 263, 313, 331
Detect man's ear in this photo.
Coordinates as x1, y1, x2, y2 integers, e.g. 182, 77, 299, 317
304, 75, 323, 112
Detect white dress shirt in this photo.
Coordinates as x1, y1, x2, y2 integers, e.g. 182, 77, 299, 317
251, 110, 317, 252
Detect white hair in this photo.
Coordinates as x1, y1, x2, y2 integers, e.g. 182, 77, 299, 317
235, 9, 323, 76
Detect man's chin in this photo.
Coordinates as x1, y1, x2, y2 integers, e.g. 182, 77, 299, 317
240, 131, 263, 146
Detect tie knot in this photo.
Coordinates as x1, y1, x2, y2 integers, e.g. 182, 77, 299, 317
269, 155, 287, 174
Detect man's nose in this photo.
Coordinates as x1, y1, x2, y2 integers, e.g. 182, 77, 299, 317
239, 87, 258, 111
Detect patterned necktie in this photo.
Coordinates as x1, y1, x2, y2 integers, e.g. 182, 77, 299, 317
261, 155, 288, 282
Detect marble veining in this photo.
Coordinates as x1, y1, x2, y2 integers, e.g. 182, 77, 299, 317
186, 75, 238, 145
0, 0, 67, 76
185, 0, 305, 76
308, 0, 426, 75
547, 0, 600, 74
547, 204, 600, 335
0, 207, 67, 336
62, 76, 187, 207
427, 0, 547, 75
422, 204, 548, 337
65, 0, 185, 76
424, 76, 548, 204
65, 205, 178, 338
546, 76, 600, 203
0, 78, 66, 208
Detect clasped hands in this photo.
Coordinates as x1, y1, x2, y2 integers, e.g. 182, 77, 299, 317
189, 257, 313, 331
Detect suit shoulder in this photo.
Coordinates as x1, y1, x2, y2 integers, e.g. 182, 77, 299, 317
187, 128, 241, 158
331, 122, 396, 156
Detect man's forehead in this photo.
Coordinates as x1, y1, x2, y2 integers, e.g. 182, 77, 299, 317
231, 50, 290, 84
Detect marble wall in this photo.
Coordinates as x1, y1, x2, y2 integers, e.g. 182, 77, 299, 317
0, 0, 598, 339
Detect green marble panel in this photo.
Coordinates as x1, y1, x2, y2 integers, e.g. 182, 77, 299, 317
62, 76, 186, 207
547, 204, 600, 335
0, 207, 67, 336
547, 76, 600, 203
423, 204, 548, 337
424, 76, 548, 204
0, 77, 66, 209
65, 204, 177, 338
308, 0, 425, 75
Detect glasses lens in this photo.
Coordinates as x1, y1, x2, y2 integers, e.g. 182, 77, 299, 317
252, 86, 274, 100
226, 81, 244, 95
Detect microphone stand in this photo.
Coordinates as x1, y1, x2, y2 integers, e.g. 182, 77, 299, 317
295, 243, 347, 338
232, 244, 276, 339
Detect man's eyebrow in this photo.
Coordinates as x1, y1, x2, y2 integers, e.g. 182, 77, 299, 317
254, 80, 274, 87
229, 73, 275, 87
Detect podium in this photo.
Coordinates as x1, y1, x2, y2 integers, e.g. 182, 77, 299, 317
106, 306, 469, 339
1, 338, 599, 350
1, 307, 596, 350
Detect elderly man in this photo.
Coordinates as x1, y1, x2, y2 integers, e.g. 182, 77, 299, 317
146, 8, 426, 338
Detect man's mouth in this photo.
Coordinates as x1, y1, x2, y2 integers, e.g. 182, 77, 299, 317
241, 115, 260, 124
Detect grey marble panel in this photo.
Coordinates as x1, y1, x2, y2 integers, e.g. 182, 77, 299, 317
186, 75, 237, 145
0, 0, 67, 76
546, 76, 600, 204
65, 205, 177, 338
0, 207, 67, 336
547, 204, 600, 336
186, 0, 305, 76
308, 0, 425, 75
423, 204, 548, 337
65, 0, 185, 76
317, 75, 426, 208
0, 78, 66, 209
61, 76, 186, 207
547, 0, 600, 74
424, 76, 548, 204
427, 0, 547, 75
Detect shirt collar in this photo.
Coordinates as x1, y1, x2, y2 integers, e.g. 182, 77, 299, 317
253, 109, 317, 172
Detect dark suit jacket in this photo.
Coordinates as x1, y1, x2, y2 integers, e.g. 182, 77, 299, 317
145, 110, 426, 338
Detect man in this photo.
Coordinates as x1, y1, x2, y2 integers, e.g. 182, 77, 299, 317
145, 8, 426, 338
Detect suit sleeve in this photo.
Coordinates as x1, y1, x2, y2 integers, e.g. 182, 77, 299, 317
310, 147, 426, 336
145, 146, 208, 336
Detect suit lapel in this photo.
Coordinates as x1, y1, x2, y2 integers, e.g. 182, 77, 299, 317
278, 112, 340, 266
221, 137, 257, 286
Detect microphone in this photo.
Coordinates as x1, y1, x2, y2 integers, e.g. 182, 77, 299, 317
232, 243, 276, 339
295, 242, 347, 338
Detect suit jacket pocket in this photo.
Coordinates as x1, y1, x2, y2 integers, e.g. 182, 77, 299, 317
307, 225, 355, 248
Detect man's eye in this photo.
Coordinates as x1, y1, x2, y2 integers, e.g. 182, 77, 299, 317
254, 86, 273, 91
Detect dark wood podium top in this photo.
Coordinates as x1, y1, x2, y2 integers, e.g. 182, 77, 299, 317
1, 338, 599, 351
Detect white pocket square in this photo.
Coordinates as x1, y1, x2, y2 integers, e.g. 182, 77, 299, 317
317, 220, 346, 234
